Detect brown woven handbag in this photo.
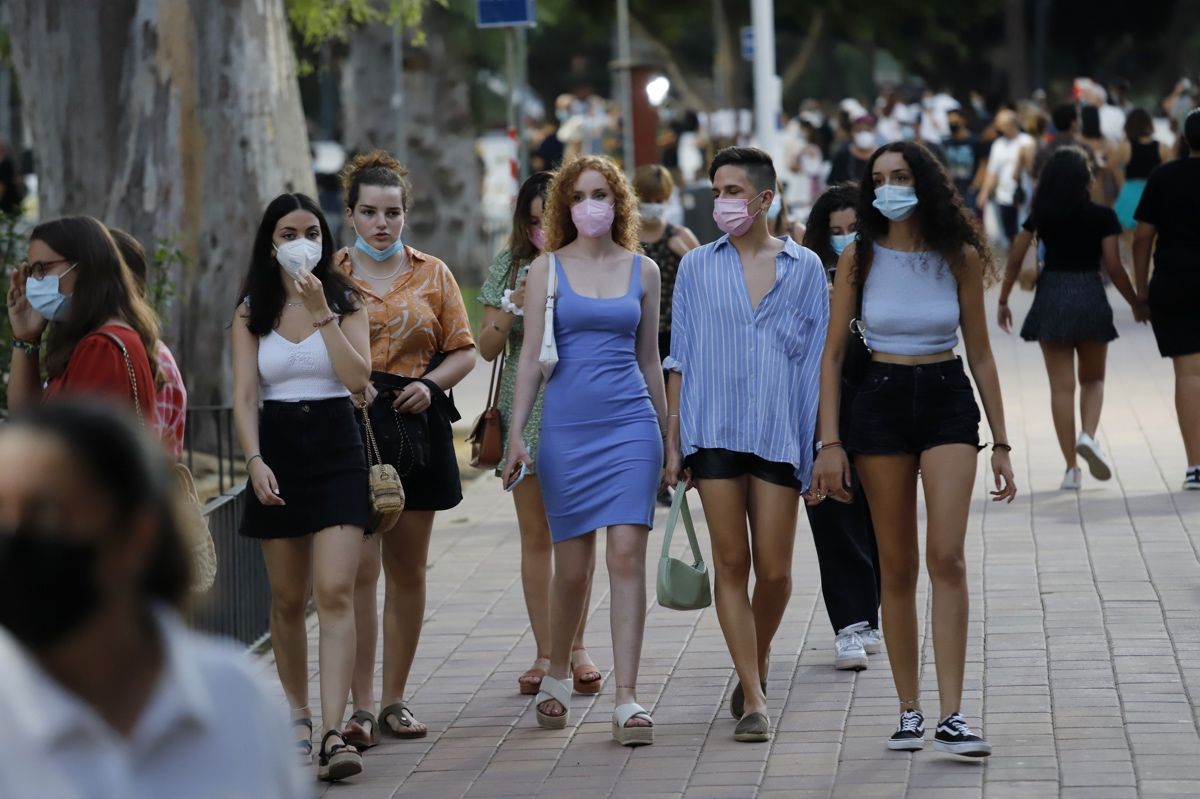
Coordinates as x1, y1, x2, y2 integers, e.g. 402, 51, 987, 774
102, 331, 217, 595
356, 397, 405, 530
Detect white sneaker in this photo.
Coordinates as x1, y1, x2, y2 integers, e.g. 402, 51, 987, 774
834, 622, 869, 671
1076, 433, 1113, 481
859, 627, 882, 655
1184, 468, 1200, 491
1060, 467, 1082, 491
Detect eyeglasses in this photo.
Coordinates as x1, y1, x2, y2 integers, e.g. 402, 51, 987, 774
21, 259, 79, 281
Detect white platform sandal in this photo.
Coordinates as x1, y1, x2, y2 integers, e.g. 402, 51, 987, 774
535, 675, 571, 729
612, 702, 654, 746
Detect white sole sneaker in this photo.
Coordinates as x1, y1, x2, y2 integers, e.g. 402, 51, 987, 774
933, 738, 992, 757
1076, 435, 1112, 481
887, 736, 925, 751
835, 652, 868, 671
1060, 467, 1082, 491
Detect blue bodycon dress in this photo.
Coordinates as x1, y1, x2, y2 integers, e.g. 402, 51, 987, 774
538, 254, 662, 542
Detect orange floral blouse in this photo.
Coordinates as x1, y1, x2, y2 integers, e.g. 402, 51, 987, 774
339, 246, 475, 378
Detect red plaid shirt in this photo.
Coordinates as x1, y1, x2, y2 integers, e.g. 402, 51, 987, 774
154, 341, 187, 458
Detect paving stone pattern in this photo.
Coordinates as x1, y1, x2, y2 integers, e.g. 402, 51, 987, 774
256, 288, 1200, 798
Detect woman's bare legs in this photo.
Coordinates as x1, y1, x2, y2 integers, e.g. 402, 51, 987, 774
1076, 340, 1108, 439
1040, 342, 1079, 469
856, 455, 921, 712
918, 445, 978, 719
261, 536, 313, 740
311, 525, 366, 735
377, 511, 435, 735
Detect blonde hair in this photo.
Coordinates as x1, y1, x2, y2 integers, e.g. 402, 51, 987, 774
339, 150, 410, 211
543, 155, 639, 252
633, 164, 674, 203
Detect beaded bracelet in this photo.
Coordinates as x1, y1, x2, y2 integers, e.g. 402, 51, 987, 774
12, 339, 40, 354
313, 313, 340, 328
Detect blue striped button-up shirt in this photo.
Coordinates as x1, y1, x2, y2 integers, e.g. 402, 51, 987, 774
663, 235, 829, 488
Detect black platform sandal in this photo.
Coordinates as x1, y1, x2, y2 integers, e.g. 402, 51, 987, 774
317, 729, 363, 782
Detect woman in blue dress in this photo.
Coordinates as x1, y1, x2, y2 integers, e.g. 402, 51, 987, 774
503, 155, 668, 746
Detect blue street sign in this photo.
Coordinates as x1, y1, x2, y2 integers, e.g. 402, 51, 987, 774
741, 26, 754, 62
477, 0, 536, 28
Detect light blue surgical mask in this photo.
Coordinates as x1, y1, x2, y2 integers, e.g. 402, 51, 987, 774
354, 233, 404, 262
830, 233, 856, 256
767, 194, 783, 221
26, 265, 77, 322
872, 184, 919, 221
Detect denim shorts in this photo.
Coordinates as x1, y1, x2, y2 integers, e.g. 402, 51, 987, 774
846, 358, 982, 457
685, 448, 803, 490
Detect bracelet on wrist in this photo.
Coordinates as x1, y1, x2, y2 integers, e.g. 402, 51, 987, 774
12, 338, 40, 354
246, 454, 264, 468
991, 442, 1012, 452
313, 313, 340, 328
818, 440, 844, 452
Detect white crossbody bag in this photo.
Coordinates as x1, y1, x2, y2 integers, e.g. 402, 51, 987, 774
538, 252, 559, 381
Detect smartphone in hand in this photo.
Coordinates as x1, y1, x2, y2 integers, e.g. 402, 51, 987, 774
504, 462, 529, 493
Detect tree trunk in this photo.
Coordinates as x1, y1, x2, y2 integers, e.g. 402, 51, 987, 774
1003, 0, 1030, 100
341, 10, 488, 283
3, 0, 314, 411
711, 0, 739, 110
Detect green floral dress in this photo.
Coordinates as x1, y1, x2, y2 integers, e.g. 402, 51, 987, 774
479, 250, 544, 476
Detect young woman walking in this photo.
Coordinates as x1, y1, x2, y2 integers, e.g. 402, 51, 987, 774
813, 142, 1017, 758
337, 151, 476, 745
1113, 109, 1172, 232
503, 155, 667, 746
7, 217, 160, 420
801, 184, 883, 671
479, 171, 602, 697
232, 193, 371, 782
998, 146, 1147, 490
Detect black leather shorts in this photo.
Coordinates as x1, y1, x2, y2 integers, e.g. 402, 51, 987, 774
685, 448, 802, 490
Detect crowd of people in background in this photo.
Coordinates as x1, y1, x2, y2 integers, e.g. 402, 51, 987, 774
2, 63, 1199, 794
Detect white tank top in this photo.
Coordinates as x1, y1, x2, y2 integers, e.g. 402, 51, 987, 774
258, 330, 350, 401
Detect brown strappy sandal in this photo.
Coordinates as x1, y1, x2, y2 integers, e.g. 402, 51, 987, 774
570, 647, 602, 695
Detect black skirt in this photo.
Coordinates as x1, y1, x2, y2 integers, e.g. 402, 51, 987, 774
1020, 269, 1117, 344
240, 397, 370, 539
360, 371, 463, 513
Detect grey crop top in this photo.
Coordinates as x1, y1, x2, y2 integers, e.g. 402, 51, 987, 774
861, 245, 960, 356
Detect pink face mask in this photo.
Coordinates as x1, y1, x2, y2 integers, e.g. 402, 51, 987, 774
571, 199, 615, 238
528, 226, 547, 252
713, 192, 766, 237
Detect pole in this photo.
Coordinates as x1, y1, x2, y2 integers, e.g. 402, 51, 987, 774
616, 0, 635, 177
505, 27, 521, 192
750, 0, 778, 162
1032, 0, 1051, 91
516, 26, 531, 180
391, 26, 407, 163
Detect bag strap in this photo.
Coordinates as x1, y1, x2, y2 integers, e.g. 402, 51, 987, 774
100, 331, 144, 430
544, 252, 558, 324
660, 487, 703, 566
483, 257, 525, 412
355, 398, 384, 468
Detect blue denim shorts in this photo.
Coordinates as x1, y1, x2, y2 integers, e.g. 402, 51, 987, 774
846, 358, 982, 457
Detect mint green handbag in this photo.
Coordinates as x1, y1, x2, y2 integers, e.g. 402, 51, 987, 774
656, 487, 712, 611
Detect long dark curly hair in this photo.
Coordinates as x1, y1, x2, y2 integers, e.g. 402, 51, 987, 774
852, 141, 995, 287
802, 183, 859, 270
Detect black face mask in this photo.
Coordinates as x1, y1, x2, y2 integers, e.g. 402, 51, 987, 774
949, 122, 964, 135
0, 529, 102, 651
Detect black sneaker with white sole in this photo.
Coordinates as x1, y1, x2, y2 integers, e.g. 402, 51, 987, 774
1184, 468, 1200, 491
886, 709, 925, 751
933, 713, 992, 757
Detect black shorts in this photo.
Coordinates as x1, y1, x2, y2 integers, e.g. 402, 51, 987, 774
846, 358, 982, 457
685, 448, 802, 490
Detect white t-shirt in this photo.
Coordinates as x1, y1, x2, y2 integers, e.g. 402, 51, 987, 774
0, 609, 311, 799
987, 133, 1035, 205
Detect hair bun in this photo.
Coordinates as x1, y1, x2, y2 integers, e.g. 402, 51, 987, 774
339, 150, 408, 191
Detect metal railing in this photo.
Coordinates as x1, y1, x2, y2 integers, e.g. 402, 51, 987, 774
184, 405, 239, 495
187, 483, 273, 646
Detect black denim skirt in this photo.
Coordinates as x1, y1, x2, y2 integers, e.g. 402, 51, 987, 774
240, 397, 370, 538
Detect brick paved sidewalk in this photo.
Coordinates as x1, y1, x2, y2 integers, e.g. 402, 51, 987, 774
256, 287, 1200, 798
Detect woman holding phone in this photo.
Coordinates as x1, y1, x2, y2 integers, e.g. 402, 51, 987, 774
479, 171, 602, 697
503, 155, 668, 746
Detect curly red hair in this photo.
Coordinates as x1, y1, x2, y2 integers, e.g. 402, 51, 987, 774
543, 155, 639, 252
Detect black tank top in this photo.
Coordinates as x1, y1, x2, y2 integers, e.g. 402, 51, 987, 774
1126, 140, 1161, 180
641, 225, 681, 333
